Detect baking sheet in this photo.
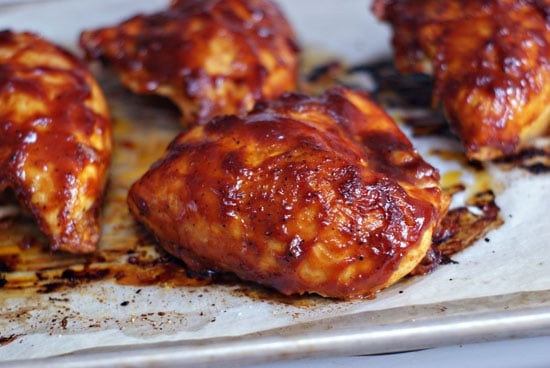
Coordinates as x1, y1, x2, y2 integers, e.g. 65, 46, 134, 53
1, 0, 549, 366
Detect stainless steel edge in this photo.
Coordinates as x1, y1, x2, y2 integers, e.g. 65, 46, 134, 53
4, 291, 550, 368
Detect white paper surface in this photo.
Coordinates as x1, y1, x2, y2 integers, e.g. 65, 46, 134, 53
0, 0, 549, 363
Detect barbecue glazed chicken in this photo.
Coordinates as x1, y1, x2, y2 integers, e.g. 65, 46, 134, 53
80, 0, 299, 126
0, 30, 112, 253
373, 0, 550, 161
128, 86, 449, 299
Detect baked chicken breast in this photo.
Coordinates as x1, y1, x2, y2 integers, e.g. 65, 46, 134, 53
0, 30, 112, 253
80, 0, 298, 126
374, 0, 550, 161
128, 86, 449, 299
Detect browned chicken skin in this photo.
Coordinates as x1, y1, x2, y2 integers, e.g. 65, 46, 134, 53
374, 0, 550, 161
128, 86, 449, 299
0, 30, 112, 253
79, 0, 299, 126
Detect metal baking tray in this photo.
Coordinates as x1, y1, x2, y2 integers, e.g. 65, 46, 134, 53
1, 1, 549, 367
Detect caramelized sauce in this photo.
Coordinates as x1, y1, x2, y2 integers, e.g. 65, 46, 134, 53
494, 146, 550, 174
0, 334, 20, 346
0, 114, 207, 293
127, 86, 447, 299
375, 0, 550, 161
0, 30, 112, 253
440, 170, 465, 196
430, 148, 503, 198
79, 0, 299, 125
413, 190, 503, 275
0, 56, 512, 303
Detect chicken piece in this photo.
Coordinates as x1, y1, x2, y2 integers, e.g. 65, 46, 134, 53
128, 86, 449, 299
373, 0, 550, 161
79, 0, 299, 126
0, 30, 112, 253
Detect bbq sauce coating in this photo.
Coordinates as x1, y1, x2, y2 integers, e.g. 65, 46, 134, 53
374, 0, 550, 161
128, 86, 449, 299
80, 0, 298, 126
0, 30, 112, 253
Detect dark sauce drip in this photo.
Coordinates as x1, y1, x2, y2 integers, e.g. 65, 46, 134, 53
0, 334, 20, 346
306, 61, 344, 83
0, 254, 18, 272
349, 60, 434, 107
303, 59, 451, 137
494, 146, 550, 174
353, 60, 451, 137
412, 190, 503, 275
0, 230, 212, 294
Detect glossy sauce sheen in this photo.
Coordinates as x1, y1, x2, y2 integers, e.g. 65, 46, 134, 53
0, 60, 505, 302
79, 0, 299, 126
0, 113, 210, 294
128, 86, 449, 299
374, 0, 550, 160
0, 30, 111, 253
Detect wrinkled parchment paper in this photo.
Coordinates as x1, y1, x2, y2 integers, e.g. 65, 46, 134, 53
1, 0, 549, 362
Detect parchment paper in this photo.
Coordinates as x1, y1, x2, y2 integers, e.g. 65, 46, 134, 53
1, 0, 549, 363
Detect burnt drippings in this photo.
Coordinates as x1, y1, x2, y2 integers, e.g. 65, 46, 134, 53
303, 58, 450, 137
349, 60, 434, 107
494, 146, 550, 174
0, 254, 18, 272
412, 190, 503, 275
306, 60, 345, 84
0, 334, 20, 346
0, 224, 212, 293
347, 60, 448, 137
229, 281, 323, 307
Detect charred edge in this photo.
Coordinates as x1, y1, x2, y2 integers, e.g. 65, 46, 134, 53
413, 190, 502, 275
306, 60, 345, 82
349, 59, 434, 107
37, 268, 111, 293
0, 334, 21, 346
0, 255, 18, 272
493, 147, 550, 174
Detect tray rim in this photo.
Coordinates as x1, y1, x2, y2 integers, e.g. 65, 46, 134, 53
3, 290, 550, 367
1, 1, 550, 366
